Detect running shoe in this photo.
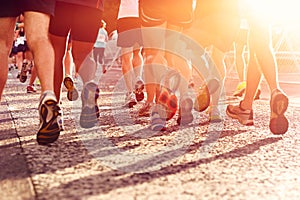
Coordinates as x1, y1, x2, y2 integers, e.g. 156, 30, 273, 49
79, 82, 100, 128
177, 96, 194, 125
63, 75, 79, 101
194, 84, 210, 112
150, 104, 167, 131
269, 89, 289, 134
26, 85, 37, 93
19, 62, 28, 83
209, 106, 222, 123
157, 86, 178, 121
58, 104, 65, 131
37, 92, 61, 145
138, 102, 154, 117
226, 101, 254, 125
134, 78, 145, 102
124, 92, 137, 108
233, 81, 261, 100
233, 81, 246, 97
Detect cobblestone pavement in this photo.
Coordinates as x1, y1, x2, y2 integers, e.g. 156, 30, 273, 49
1, 68, 300, 200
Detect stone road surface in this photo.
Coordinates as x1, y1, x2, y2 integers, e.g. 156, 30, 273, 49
1, 67, 300, 200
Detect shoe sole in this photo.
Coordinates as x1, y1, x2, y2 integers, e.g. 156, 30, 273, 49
177, 98, 194, 125
37, 100, 60, 145
157, 87, 178, 120
150, 105, 166, 131
270, 92, 289, 134
27, 90, 36, 93
135, 82, 144, 102
80, 82, 99, 128
20, 64, 27, 83
194, 85, 210, 112
64, 77, 79, 101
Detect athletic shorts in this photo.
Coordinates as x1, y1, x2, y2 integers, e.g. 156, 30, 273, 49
20, 0, 56, 16
139, 0, 194, 28
0, 0, 55, 17
117, 17, 143, 47
0, 0, 20, 17
16, 42, 29, 53
49, 1, 103, 42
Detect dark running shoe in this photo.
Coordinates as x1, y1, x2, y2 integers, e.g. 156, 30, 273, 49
134, 78, 145, 102
79, 82, 100, 128
226, 101, 254, 126
63, 75, 79, 101
37, 92, 61, 145
19, 62, 28, 83
177, 96, 194, 125
26, 85, 37, 93
269, 89, 289, 134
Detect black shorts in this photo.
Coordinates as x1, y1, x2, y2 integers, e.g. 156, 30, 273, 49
117, 17, 143, 47
16, 43, 29, 53
49, 1, 103, 42
20, 0, 56, 16
0, 0, 20, 17
139, 0, 194, 28
0, 0, 55, 17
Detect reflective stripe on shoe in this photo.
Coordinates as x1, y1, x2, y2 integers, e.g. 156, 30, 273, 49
226, 102, 254, 126
269, 89, 289, 134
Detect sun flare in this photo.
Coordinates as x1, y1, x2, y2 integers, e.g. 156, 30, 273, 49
242, 0, 300, 25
